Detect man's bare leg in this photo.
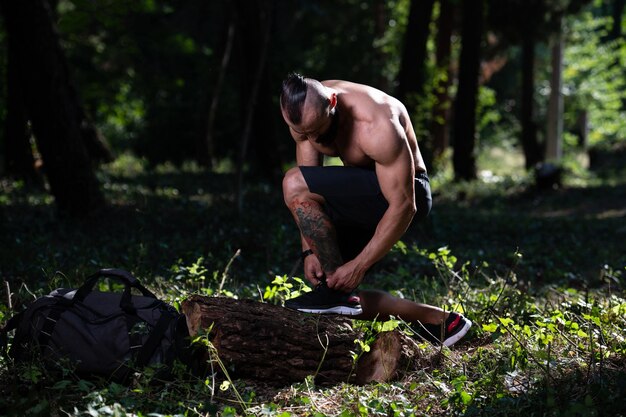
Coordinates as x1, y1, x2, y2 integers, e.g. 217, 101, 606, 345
283, 167, 343, 273
355, 289, 472, 346
355, 289, 448, 324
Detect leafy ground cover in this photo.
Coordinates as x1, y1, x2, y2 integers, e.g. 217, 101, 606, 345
0, 150, 625, 416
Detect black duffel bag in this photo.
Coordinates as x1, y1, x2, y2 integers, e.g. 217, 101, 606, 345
1, 268, 192, 383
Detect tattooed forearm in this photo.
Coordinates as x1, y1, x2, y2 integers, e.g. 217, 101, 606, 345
290, 199, 343, 272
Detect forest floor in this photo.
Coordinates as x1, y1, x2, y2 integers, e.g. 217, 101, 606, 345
0, 148, 625, 416
1, 150, 624, 292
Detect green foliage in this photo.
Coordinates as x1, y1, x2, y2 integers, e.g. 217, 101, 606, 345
375, 0, 411, 85
476, 86, 503, 140
3, 0, 626, 412
562, 11, 626, 147
97, 82, 147, 150
2, 130, 626, 416
263, 274, 311, 305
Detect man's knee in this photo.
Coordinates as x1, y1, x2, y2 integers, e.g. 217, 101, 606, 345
282, 167, 308, 205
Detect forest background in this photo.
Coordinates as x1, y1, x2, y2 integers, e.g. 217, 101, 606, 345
0, 0, 625, 416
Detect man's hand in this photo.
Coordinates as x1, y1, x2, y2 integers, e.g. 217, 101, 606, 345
325, 259, 366, 292
303, 254, 324, 287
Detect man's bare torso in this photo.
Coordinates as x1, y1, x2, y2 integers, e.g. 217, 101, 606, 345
313, 80, 426, 173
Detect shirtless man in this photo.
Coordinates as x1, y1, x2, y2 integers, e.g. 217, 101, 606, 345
279, 73, 471, 346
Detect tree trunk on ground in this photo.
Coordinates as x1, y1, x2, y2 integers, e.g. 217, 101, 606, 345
0, 0, 104, 216
520, 29, 543, 169
396, 0, 436, 107
431, 0, 455, 163
452, 0, 483, 181
181, 296, 421, 386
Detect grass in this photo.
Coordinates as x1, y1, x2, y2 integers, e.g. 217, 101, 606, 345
0, 148, 625, 416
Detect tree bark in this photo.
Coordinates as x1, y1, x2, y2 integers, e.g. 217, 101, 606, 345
520, 28, 543, 169
76, 106, 114, 165
45, 0, 114, 165
181, 296, 421, 386
396, 0, 436, 107
202, 9, 236, 169
0, 0, 104, 216
237, 0, 282, 183
452, 0, 483, 181
576, 110, 589, 149
235, 0, 274, 214
609, 0, 625, 40
430, 0, 455, 162
3, 30, 38, 182
545, 16, 564, 162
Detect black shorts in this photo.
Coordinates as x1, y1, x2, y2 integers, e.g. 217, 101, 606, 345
300, 166, 432, 261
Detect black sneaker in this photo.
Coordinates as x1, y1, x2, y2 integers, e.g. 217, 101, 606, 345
284, 282, 363, 316
419, 312, 472, 347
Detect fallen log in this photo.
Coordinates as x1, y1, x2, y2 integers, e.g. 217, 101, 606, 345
181, 295, 421, 386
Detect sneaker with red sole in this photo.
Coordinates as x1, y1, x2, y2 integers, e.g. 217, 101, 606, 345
419, 312, 472, 347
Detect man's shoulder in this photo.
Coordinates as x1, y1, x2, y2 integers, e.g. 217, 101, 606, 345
322, 79, 379, 95
321, 79, 351, 88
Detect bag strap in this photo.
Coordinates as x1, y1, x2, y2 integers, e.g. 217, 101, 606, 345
36, 305, 66, 349
0, 311, 25, 361
73, 269, 157, 314
109, 315, 144, 383
111, 311, 179, 383
135, 311, 177, 369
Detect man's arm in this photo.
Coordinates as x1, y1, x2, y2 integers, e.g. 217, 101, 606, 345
360, 140, 416, 266
325, 120, 416, 291
293, 127, 322, 167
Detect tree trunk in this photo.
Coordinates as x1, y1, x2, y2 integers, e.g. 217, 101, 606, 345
577, 110, 589, 149
545, 17, 564, 162
430, 0, 455, 163
237, 0, 281, 183
3, 31, 38, 182
181, 296, 421, 386
452, 0, 483, 181
396, 0, 436, 107
609, 0, 625, 40
76, 107, 114, 165
250, 74, 281, 181
47, 0, 114, 166
0, 0, 104, 216
235, 0, 273, 214
202, 10, 236, 169
520, 29, 543, 169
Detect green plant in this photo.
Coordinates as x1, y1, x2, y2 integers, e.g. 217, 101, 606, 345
263, 274, 312, 305
170, 252, 239, 299
2, 137, 626, 416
